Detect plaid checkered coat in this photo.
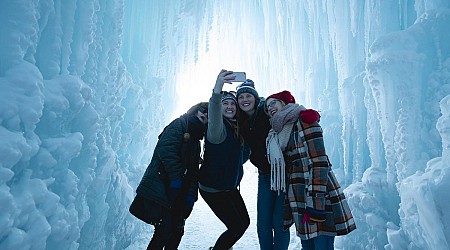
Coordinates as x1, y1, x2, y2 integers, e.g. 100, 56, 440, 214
283, 119, 356, 240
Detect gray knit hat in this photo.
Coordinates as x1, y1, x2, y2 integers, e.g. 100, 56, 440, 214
221, 91, 237, 103
236, 79, 259, 99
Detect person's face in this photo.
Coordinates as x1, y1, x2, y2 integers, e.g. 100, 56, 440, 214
237, 93, 256, 114
196, 110, 208, 124
222, 99, 237, 119
266, 98, 285, 117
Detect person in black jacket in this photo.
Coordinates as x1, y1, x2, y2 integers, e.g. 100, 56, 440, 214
235, 80, 290, 250
131, 101, 208, 250
199, 69, 250, 250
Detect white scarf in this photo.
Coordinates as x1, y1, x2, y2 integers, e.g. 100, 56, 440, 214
266, 104, 305, 193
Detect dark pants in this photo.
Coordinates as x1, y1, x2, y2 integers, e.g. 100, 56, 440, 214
147, 199, 192, 250
200, 188, 250, 250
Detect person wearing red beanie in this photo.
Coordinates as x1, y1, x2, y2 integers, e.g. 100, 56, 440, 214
265, 91, 356, 250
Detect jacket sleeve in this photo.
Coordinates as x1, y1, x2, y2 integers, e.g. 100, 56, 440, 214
186, 166, 199, 201
242, 143, 251, 164
156, 118, 185, 181
206, 92, 227, 144
183, 140, 201, 201
302, 121, 329, 212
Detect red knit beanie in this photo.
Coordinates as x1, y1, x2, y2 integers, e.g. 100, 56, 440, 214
266, 90, 296, 104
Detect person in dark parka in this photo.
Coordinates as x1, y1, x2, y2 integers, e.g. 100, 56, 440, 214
132, 102, 208, 250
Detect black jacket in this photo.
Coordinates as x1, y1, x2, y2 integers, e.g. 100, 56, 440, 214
239, 99, 272, 174
136, 115, 201, 208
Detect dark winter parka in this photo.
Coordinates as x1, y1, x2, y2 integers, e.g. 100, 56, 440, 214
136, 115, 201, 208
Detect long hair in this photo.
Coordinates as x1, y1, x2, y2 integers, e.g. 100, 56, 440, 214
223, 117, 245, 145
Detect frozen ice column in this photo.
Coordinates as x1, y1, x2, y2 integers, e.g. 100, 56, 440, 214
437, 95, 450, 164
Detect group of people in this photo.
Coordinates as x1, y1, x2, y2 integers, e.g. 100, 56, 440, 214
130, 69, 356, 250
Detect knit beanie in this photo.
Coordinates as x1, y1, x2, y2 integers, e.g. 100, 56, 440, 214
221, 91, 237, 103
266, 90, 295, 104
236, 79, 259, 99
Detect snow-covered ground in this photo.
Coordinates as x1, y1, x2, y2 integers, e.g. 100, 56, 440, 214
126, 165, 304, 249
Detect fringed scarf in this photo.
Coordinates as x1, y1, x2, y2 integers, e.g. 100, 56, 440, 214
266, 104, 305, 194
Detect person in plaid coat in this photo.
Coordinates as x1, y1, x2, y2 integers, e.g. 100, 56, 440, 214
265, 90, 356, 250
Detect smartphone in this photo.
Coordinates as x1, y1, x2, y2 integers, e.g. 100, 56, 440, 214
229, 72, 246, 82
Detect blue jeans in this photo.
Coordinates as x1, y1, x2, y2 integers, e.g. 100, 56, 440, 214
301, 235, 335, 250
257, 173, 290, 250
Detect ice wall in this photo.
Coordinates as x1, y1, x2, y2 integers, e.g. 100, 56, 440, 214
1, 0, 450, 249
0, 0, 146, 249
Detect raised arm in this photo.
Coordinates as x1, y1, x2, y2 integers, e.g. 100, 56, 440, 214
207, 69, 235, 144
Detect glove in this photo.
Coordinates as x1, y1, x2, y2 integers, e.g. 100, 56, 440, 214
303, 207, 326, 223
300, 109, 320, 123
302, 210, 311, 224
183, 195, 196, 218
167, 179, 182, 205
185, 194, 195, 209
